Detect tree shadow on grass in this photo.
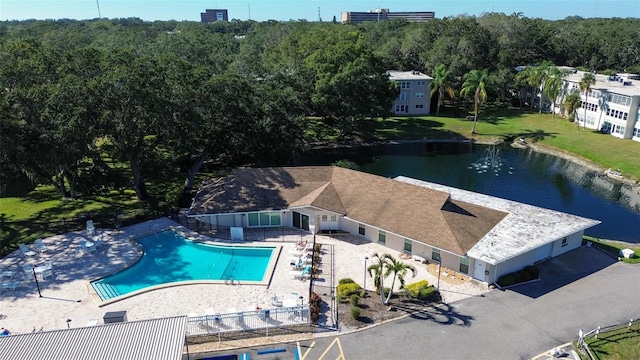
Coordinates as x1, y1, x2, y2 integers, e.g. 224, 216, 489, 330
478, 129, 559, 143
394, 298, 474, 327
357, 117, 470, 141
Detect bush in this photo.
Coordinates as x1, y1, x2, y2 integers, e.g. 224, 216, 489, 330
497, 265, 541, 287
375, 286, 391, 297
337, 282, 362, 302
339, 278, 355, 285
349, 294, 360, 306
309, 292, 323, 324
405, 280, 435, 300
349, 306, 361, 320
497, 273, 515, 287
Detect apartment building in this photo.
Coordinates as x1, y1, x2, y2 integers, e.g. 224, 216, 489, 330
200, 9, 228, 23
341, 8, 435, 24
387, 70, 432, 116
556, 71, 640, 142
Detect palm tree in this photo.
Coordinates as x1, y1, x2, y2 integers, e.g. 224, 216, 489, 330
382, 254, 416, 305
516, 66, 537, 109
596, 89, 610, 131
578, 73, 596, 129
534, 61, 554, 113
460, 69, 490, 134
367, 252, 389, 305
544, 67, 569, 118
430, 64, 455, 116
563, 93, 581, 123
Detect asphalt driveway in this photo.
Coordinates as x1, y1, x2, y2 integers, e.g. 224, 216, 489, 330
238, 245, 640, 360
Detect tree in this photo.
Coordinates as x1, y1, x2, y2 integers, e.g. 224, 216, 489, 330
382, 254, 416, 304
543, 67, 568, 118
578, 72, 596, 129
430, 64, 455, 116
460, 69, 490, 134
563, 93, 581, 122
595, 89, 610, 131
367, 252, 389, 305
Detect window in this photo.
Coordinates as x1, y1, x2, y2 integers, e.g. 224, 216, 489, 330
415, 104, 424, 109
613, 125, 626, 135
431, 248, 441, 262
378, 230, 386, 244
416, 92, 425, 98
416, 81, 426, 86
330, 215, 337, 222
403, 239, 412, 253
358, 224, 365, 236
459, 257, 470, 274
633, 128, 640, 138
610, 93, 631, 106
216, 12, 224, 20
561, 238, 568, 247
400, 81, 411, 89
580, 101, 598, 112
399, 93, 410, 101
395, 105, 408, 113
248, 211, 281, 227
321, 215, 328, 222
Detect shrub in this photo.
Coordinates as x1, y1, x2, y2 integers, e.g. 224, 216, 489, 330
375, 286, 391, 297
349, 306, 361, 320
337, 282, 362, 302
404, 280, 435, 300
349, 294, 360, 306
497, 265, 541, 287
309, 292, 323, 324
339, 278, 355, 285
497, 273, 515, 287
518, 270, 532, 282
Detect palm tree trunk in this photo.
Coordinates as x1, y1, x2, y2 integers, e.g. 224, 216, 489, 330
384, 277, 396, 305
583, 93, 588, 129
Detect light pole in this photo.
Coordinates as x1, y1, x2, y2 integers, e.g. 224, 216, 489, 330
31, 267, 42, 298
363, 257, 369, 291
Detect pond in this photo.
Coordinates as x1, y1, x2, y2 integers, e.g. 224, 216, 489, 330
297, 142, 640, 242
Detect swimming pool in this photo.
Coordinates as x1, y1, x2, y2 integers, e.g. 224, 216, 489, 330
91, 229, 279, 302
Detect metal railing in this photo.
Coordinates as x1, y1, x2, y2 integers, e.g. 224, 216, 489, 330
185, 305, 310, 338
577, 317, 639, 360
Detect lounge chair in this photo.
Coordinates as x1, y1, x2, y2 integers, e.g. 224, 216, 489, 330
81, 242, 97, 254
34, 238, 52, 253
290, 265, 312, 280
86, 220, 95, 236
0, 282, 21, 292
19, 244, 36, 258
40, 268, 54, 280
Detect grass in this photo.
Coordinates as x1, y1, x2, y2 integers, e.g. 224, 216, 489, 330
583, 321, 640, 359
583, 236, 640, 264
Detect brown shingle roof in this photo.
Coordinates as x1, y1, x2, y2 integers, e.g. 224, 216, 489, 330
189, 166, 507, 255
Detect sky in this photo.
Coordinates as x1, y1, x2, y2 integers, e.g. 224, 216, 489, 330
0, 0, 638, 22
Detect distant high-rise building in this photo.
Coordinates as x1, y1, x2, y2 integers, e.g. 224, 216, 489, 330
201, 9, 228, 23
341, 8, 435, 24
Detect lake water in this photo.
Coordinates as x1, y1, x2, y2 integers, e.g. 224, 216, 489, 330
298, 142, 640, 242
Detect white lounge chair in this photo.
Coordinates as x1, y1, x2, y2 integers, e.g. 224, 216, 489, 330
19, 244, 36, 258
86, 220, 95, 236
34, 238, 52, 253
290, 265, 312, 280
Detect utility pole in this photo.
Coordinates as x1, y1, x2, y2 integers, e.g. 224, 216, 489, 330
248, 3, 251, 20
96, 0, 101, 18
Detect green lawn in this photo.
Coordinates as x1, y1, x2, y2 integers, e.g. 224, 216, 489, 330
584, 236, 640, 264
584, 322, 640, 360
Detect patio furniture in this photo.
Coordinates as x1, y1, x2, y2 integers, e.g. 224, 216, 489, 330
34, 238, 52, 253
86, 220, 95, 236
19, 244, 36, 258
81, 241, 97, 254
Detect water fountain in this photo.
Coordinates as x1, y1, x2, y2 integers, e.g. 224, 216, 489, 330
468, 145, 513, 176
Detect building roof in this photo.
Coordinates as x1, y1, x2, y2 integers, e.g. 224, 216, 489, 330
0, 316, 187, 360
387, 70, 433, 81
564, 71, 640, 97
395, 177, 601, 265
189, 167, 506, 255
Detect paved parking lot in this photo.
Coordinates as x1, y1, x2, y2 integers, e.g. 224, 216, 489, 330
242, 245, 640, 360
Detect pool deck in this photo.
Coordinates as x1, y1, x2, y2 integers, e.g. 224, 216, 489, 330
0, 218, 489, 335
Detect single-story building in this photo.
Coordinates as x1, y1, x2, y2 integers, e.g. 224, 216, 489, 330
187, 167, 600, 284
0, 316, 187, 360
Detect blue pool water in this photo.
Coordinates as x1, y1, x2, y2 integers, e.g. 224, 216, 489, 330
91, 230, 275, 301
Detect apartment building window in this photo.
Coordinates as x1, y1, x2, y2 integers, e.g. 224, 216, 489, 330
415, 104, 424, 109
416, 92, 425, 98
400, 81, 411, 89
633, 128, 640, 138
613, 125, 626, 135
606, 108, 628, 120
610, 93, 631, 106
399, 93, 410, 101
378, 230, 386, 244
416, 81, 426, 86
216, 12, 224, 20
431, 248, 441, 262
580, 101, 598, 112
321, 215, 328, 222
395, 105, 408, 113
403, 238, 412, 253
589, 90, 601, 98
330, 215, 337, 221
358, 223, 365, 236
459, 257, 470, 274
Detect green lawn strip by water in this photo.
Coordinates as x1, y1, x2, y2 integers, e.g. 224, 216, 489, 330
584, 322, 640, 360
583, 236, 640, 264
